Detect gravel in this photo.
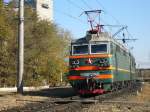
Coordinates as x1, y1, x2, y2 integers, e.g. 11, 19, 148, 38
81, 83, 150, 112
0, 83, 149, 112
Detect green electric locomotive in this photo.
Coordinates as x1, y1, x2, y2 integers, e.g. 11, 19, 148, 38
67, 10, 136, 95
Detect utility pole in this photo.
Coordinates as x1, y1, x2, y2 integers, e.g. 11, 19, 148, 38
60, 72, 63, 83
17, 0, 24, 94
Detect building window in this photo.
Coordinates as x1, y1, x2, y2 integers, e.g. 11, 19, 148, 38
41, 4, 49, 9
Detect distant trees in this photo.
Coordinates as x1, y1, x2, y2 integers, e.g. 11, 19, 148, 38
0, 1, 71, 87
0, 0, 16, 87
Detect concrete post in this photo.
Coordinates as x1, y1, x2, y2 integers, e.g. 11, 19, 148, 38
17, 0, 24, 94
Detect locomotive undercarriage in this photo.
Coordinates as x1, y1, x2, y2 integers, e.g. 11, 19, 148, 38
71, 79, 137, 95
110, 80, 137, 91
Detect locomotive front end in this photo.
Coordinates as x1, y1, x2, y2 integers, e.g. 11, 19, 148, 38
67, 40, 113, 95
67, 10, 136, 96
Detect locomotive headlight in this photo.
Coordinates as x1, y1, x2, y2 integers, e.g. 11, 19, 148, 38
98, 58, 109, 67
72, 59, 79, 65
70, 59, 79, 68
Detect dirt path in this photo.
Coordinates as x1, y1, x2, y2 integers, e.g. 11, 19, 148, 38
0, 87, 76, 111
0, 83, 149, 112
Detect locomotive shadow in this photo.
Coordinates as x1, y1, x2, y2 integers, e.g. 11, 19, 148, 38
23, 87, 77, 98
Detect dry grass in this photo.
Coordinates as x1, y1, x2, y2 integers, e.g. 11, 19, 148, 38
135, 83, 150, 103
0, 93, 48, 111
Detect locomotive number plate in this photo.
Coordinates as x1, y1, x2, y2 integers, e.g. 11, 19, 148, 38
81, 72, 99, 77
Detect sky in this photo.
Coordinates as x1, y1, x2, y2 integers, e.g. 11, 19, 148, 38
4, 0, 9, 3
4, 0, 150, 68
54, 0, 150, 68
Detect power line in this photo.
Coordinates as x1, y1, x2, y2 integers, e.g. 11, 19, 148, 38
81, 0, 93, 10
125, 28, 135, 39
55, 9, 86, 25
94, 0, 133, 38
65, 1, 109, 31
95, 0, 121, 25
66, 0, 85, 11
95, 0, 105, 11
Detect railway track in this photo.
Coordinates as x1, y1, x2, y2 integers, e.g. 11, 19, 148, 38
1, 82, 145, 112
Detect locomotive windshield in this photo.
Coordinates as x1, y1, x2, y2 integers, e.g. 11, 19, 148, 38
73, 45, 88, 55
91, 44, 107, 53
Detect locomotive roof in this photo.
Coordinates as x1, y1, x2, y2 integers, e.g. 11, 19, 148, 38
72, 31, 129, 52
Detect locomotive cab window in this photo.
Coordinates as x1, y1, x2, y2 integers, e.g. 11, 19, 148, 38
72, 45, 88, 55
91, 44, 107, 54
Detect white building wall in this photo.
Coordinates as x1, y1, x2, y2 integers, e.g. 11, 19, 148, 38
12, 0, 53, 21
36, 0, 53, 21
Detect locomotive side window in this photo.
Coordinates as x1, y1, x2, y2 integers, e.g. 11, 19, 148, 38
91, 44, 107, 54
73, 45, 88, 55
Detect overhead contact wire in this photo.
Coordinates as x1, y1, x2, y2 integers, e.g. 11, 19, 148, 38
55, 9, 86, 24
67, 0, 85, 11
81, 0, 93, 10
95, 0, 121, 25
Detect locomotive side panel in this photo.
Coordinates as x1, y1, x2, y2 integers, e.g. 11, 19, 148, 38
110, 43, 136, 82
